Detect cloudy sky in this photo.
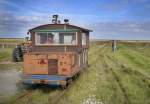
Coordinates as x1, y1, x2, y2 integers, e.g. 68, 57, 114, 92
0, 0, 150, 40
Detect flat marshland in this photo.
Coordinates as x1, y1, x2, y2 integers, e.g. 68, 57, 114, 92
0, 40, 150, 104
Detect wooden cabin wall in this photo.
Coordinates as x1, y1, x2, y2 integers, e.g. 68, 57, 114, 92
80, 31, 89, 66
31, 32, 35, 47
77, 31, 82, 48
31, 46, 79, 52
76, 31, 89, 67
29, 25, 90, 69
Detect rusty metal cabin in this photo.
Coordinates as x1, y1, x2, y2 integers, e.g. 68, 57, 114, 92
23, 17, 92, 86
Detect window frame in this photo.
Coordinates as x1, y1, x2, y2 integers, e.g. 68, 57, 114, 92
35, 32, 78, 46
82, 33, 87, 46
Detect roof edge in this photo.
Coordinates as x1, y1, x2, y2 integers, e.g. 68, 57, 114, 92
28, 24, 92, 33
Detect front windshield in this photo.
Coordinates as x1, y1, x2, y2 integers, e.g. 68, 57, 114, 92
35, 32, 77, 45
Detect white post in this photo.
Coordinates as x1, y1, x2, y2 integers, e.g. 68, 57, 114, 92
2, 44, 5, 49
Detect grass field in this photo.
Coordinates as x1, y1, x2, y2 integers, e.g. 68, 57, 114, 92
0, 41, 23, 71
0, 41, 150, 104
0, 38, 24, 43
0, 49, 12, 62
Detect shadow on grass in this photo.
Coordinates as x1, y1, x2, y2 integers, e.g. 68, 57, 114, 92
21, 84, 60, 93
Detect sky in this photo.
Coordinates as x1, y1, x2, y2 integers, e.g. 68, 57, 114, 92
0, 0, 150, 40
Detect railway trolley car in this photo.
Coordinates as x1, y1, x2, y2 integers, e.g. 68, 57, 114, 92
22, 15, 92, 87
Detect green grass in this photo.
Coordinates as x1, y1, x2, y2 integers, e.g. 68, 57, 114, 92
0, 38, 24, 43
0, 48, 12, 62
2, 42, 150, 104
0, 48, 22, 71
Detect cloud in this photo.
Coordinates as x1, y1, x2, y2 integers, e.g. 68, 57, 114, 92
0, 12, 50, 38
0, 12, 97, 38
0, 0, 150, 39
88, 21, 150, 39
98, 0, 129, 12
0, 12, 150, 40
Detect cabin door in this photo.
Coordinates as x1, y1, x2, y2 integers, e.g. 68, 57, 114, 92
48, 59, 58, 74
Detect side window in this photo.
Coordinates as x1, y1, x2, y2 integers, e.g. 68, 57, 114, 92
82, 33, 86, 45
35, 32, 77, 45
36, 33, 47, 44
59, 33, 77, 45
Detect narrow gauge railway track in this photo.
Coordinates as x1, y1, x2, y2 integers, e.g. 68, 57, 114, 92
89, 43, 108, 56
109, 68, 131, 104
106, 55, 150, 80
89, 43, 110, 66
100, 55, 131, 104
105, 53, 150, 103
11, 84, 73, 104
11, 89, 35, 104
48, 77, 77, 104
106, 55, 150, 89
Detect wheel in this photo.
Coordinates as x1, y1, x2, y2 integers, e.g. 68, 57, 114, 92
72, 73, 80, 80
17, 45, 23, 61
60, 78, 72, 89
67, 78, 73, 86
61, 85, 67, 89
12, 48, 18, 62
12, 45, 24, 62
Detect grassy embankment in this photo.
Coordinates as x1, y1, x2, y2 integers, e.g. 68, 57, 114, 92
1, 41, 150, 104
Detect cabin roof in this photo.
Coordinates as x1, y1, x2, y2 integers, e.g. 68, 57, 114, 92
28, 24, 92, 33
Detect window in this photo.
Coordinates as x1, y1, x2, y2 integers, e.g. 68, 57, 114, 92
35, 32, 77, 45
82, 33, 86, 45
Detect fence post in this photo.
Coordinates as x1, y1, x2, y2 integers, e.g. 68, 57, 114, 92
2, 44, 5, 49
